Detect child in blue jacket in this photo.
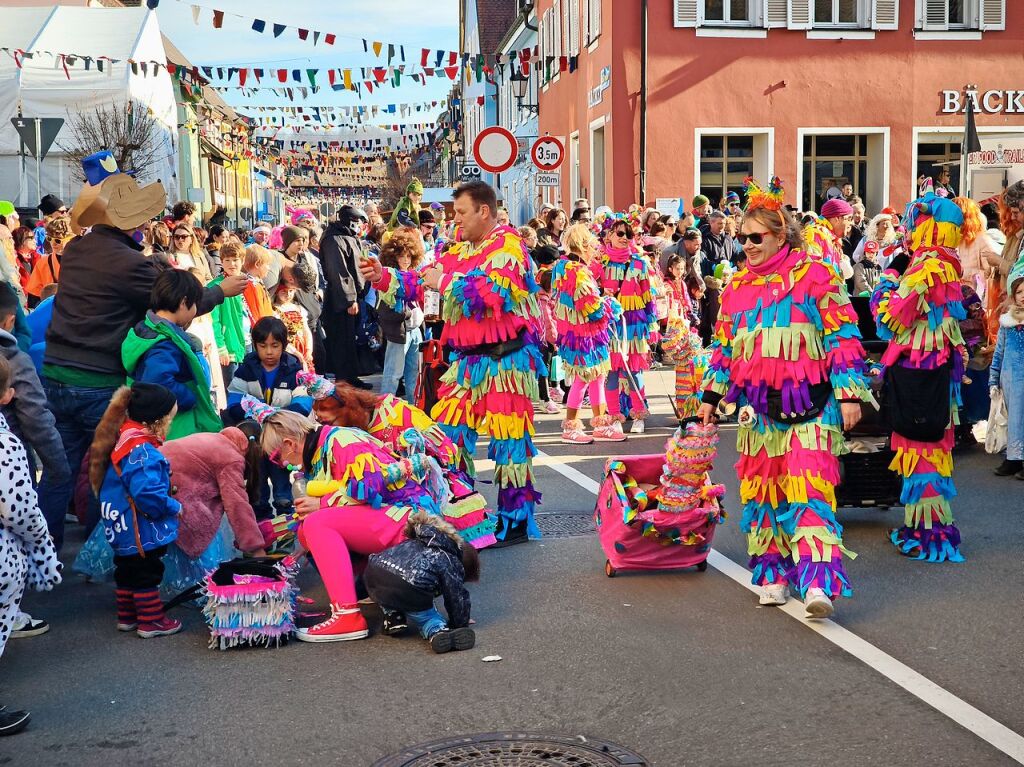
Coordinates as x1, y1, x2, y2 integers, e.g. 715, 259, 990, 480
88, 383, 183, 638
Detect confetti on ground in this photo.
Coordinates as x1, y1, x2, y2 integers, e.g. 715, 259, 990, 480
482, 655, 503, 662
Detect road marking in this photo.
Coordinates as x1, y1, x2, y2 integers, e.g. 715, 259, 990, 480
533, 448, 1024, 764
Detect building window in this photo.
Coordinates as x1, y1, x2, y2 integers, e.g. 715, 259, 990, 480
704, 0, 752, 23
699, 135, 754, 204
917, 0, 1006, 31
585, 0, 602, 44
917, 140, 961, 191
801, 134, 868, 212
815, 0, 859, 25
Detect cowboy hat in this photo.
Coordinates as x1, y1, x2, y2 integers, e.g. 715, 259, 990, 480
69, 150, 166, 234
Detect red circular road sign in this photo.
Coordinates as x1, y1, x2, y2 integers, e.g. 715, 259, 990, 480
472, 126, 519, 174
531, 135, 564, 171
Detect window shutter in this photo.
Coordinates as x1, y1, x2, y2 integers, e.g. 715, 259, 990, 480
554, 0, 563, 56
764, 0, 789, 27
674, 0, 700, 27
920, 0, 949, 30
569, 0, 580, 53
787, 0, 813, 28
871, 0, 899, 28
561, 0, 570, 54
593, 0, 602, 36
979, 0, 1005, 29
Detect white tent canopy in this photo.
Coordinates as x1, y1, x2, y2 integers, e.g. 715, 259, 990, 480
0, 5, 178, 210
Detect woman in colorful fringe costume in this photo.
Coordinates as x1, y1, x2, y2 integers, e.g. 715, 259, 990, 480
870, 184, 967, 563
599, 216, 659, 434
698, 177, 875, 619
553, 223, 625, 445
296, 371, 496, 549
360, 181, 544, 547
251, 398, 440, 642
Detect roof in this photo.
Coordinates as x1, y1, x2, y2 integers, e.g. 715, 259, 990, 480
476, 0, 518, 55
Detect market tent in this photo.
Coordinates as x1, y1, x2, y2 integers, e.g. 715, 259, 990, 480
0, 5, 178, 209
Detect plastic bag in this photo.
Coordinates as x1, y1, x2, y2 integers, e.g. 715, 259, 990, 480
985, 388, 1008, 455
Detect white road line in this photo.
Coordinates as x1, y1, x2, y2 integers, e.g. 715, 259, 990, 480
533, 448, 1024, 765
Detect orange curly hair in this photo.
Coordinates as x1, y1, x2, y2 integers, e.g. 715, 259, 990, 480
952, 197, 984, 246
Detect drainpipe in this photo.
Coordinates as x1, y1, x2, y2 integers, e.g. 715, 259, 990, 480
639, 0, 648, 206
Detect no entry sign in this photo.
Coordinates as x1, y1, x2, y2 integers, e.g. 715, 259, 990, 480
531, 136, 564, 171
473, 126, 519, 174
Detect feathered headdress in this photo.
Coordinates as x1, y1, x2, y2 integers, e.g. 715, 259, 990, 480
241, 395, 277, 425
743, 176, 785, 212
296, 370, 335, 401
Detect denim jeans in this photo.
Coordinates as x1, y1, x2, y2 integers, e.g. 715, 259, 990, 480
380, 328, 422, 404
406, 606, 448, 639
38, 379, 119, 552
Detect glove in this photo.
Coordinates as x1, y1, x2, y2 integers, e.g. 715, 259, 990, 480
26, 542, 62, 592
887, 252, 911, 276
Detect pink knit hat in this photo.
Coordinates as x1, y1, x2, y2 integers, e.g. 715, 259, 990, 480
820, 198, 853, 218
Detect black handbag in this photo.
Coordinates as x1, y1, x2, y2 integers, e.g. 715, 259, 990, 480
766, 382, 834, 425
885, 362, 951, 442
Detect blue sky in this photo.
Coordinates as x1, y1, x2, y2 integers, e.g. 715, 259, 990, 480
157, 0, 459, 126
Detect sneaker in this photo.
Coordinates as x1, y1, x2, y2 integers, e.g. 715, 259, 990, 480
758, 583, 790, 606
137, 616, 182, 639
296, 607, 368, 642
0, 710, 30, 736
428, 628, 454, 653
592, 424, 627, 442
11, 613, 49, 639
548, 388, 564, 404
560, 420, 594, 444
429, 626, 476, 654
381, 609, 408, 637
630, 419, 646, 434
803, 587, 834, 619
542, 400, 561, 414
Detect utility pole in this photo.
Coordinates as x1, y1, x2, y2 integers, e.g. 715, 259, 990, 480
639, 0, 649, 206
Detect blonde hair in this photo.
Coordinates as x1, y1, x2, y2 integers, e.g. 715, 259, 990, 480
260, 409, 315, 457
563, 223, 596, 259
244, 244, 274, 271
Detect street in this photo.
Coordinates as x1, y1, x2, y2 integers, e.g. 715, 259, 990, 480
5, 370, 1022, 767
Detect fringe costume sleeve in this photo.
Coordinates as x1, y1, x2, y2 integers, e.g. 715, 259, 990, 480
374, 267, 425, 314
700, 283, 735, 405
810, 270, 876, 405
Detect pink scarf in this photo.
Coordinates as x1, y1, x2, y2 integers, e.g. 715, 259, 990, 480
602, 244, 633, 262
745, 244, 795, 277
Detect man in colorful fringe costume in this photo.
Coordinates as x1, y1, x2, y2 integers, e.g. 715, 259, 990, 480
698, 177, 876, 619
870, 182, 967, 563
361, 181, 544, 547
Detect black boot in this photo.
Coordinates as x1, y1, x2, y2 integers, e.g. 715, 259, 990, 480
0, 709, 30, 736
381, 608, 408, 637
994, 459, 1023, 476
490, 516, 529, 549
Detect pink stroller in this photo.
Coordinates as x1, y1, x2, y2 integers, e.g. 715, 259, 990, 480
594, 423, 726, 577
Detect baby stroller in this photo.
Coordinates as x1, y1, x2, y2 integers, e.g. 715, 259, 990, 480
835, 296, 902, 509
595, 421, 726, 577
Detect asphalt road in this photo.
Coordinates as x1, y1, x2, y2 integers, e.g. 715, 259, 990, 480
4, 368, 1023, 766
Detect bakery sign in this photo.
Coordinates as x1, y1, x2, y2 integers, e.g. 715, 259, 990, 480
940, 89, 1024, 114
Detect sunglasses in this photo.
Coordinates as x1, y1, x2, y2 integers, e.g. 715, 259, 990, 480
268, 447, 286, 468
737, 232, 769, 245
612, 230, 628, 238
173, 234, 190, 240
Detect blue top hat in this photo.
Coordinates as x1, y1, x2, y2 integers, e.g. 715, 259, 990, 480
82, 150, 121, 186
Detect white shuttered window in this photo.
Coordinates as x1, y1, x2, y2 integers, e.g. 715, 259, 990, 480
917, 0, 1006, 30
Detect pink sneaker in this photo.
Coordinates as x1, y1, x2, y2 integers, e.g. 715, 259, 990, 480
543, 400, 561, 414
591, 416, 627, 442
560, 419, 594, 444
549, 388, 564, 404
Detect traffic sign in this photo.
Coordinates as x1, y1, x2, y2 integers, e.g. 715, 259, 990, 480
472, 126, 519, 174
459, 161, 482, 181
10, 117, 64, 160
531, 136, 564, 171
536, 172, 560, 188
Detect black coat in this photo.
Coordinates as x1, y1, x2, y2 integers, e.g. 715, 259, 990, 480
364, 514, 472, 628
318, 220, 366, 314
45, 225, 224, 376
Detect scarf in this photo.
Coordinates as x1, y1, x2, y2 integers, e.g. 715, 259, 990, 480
111, 421, 162, 466
602, 244, 633, 262
745, 244, 794, 277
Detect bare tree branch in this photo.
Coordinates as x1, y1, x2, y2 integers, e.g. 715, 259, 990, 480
59, 100, 169, 184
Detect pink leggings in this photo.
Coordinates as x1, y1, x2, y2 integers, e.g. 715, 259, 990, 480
566, 376, 607, 412
296, 505, 407, 606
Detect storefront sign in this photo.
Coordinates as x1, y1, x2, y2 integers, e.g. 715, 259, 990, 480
588, 66, 611, 108
968, 142, 1024, 167
940, 90, 1024, 115
655, 197, 683, 217
536, 172, 560, 187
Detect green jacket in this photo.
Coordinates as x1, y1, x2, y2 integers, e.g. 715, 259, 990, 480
121, 313, 223, 440
207, 275, 248, 363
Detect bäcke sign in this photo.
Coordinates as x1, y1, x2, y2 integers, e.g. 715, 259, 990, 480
939, 90, 1024, 115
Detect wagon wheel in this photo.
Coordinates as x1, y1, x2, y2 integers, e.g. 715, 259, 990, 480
605, 560, 616, 578
696, 560, 708, 572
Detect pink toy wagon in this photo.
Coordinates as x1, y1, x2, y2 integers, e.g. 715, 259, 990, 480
594, 424, 726, 577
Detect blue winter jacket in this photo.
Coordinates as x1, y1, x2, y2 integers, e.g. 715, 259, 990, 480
226, 350, 312, 422
99, 442, 182, 556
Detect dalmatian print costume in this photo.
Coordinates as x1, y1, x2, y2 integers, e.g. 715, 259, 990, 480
0, 413, 61, 658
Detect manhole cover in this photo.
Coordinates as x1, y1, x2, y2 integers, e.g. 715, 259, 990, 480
374, 732, 648, 766
535, 513, 594, 538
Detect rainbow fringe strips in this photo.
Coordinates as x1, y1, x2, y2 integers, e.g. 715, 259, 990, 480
377, 225, 543, 541
551, 258, 611, 382
600, 246, 659, 373
203, 560, 297, 650
664, 328, 707, 419
870, 235, 966, 563
702, 245, 874, 597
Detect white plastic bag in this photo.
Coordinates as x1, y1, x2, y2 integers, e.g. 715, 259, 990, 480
985, 388, 1009, 454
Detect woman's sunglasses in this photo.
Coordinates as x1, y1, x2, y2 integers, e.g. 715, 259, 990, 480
612, 229, 628, 238
173, 234, 190, 240
737, 232, 768, 245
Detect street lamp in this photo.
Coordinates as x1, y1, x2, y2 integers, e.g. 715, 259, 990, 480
510, 71, 538, 115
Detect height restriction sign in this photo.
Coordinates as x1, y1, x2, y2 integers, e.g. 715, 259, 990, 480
531, 136, 564, 171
